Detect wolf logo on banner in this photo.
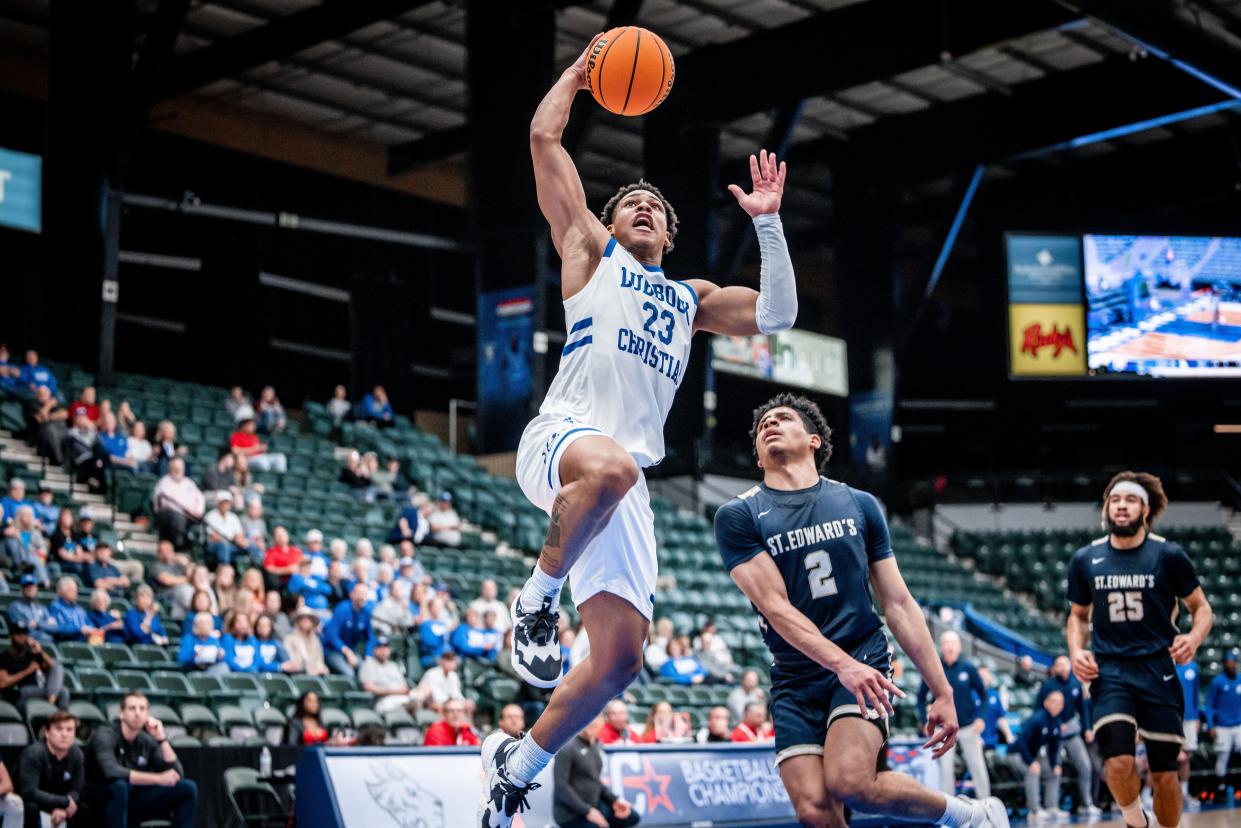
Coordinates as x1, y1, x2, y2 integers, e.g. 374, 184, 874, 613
366, 762, 446, 828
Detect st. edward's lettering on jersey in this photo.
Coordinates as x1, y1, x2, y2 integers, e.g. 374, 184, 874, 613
767, 517, 860, 556
617, 265, 691, 383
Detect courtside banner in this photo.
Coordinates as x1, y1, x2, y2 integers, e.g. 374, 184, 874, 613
0, 147, 41, 234
1008, 303, 1087, 377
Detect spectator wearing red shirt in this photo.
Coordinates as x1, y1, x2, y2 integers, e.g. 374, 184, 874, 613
730, 702, 774, 743
638, 700, 692, 743
596, 700, 640, 745
422, 699, 480, 747
262, 526, 303, 591
69, 386, 100, 424
229, 418, 287, 473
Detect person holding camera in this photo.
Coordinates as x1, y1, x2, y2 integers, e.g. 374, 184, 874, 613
0, 626, 69, 711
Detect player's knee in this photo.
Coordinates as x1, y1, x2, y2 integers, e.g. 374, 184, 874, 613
793, 797, 839, 828
595, 645, 644, 690
579, 453, 638, 505
1105, 754, 1136, 778
823, 766, 874, 810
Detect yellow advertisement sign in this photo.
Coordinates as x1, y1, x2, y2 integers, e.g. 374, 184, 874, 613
1009, 303, 1087, 376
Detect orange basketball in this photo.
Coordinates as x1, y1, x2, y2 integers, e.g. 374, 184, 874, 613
586, 27, 675, 117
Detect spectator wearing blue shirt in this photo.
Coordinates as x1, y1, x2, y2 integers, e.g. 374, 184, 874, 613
178, 613, 227, 675
97, 411, 131, 469
6, 505, 51, 587
658, 638, 709, 685
1206, 650, 1241, 788
302, 530, 330, 579
49, 578, 101, 642
917, 631, 990, 799
388, 494, 429, 546
322, 582, 373, 678
288, 558, 333, 611
86, 588, 126, 644
7, 574, 56, 642
17, 350, 57, 397
1177, 659, 1202, 800
0, 343, 15, 394
223, 613, 262, 673
1005, 691, 1064, 820
450, 609, 499, 663
1037, 655, 1098, 815
86, 545, 130, 598
978, 666, 1012, 750
360, 385, 394, 428
0, 477, 30, 530
418, 597, 452, 668
254, 614, 294, 673
123, 586, 169, 646
30, 484, 59, 535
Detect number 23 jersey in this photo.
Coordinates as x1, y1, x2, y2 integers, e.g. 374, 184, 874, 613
1066, 534, 1200, 659
714, 478, 893, 667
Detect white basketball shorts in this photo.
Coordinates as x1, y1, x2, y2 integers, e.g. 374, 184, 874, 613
516, 412, 657, 621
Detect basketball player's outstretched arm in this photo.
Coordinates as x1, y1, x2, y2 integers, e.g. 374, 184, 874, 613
688, 149, 799, 336
729, 551, 905, 719
530, 37, 611, 295
869, 557, 960, 757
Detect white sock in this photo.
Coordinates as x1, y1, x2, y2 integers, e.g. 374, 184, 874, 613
1119, 797, 1146, 828
506, 733, 554, 786
520, 564, 565, 609
1180, 780, 1188, 796
936, 794, 974, 827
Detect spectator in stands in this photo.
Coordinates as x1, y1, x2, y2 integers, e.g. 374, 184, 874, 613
86, 544, 130, 598
468, 579, 509, 634
0, 627, 68, 710
418, 597, 452, 668
26, 388, 68, 466
659, 638, 708, 685
1007, 690, 1064, 822
18, 709, 83, 828
239, 498, 267, 559
978, 666, 1013, 752
450, 608, 498, 663
255, 386, 287, 434
1, 479, 30, 532
553, 714, 639, 828
50, 577, 99, 643
224, 386, 253, 424
222, 612, 260, 673
231, 452, 264, 504
185, 590, 220, 631
288, 556, 333, 614
238, 568, 267, 618
150, 421, 186, 477
29, 485, 57, 536
261, 525, 302, 590
499, 704, 526, 739
338, 450, 370, 495
1206, 649, 1241, 795
301, 529, 328, 577
0, 343, 15, 395
284, 691, 332, 747
68, 386, 99, 424
731, 702, 774, 743
17, 352, 56, 398
97, 411, 129, 471
360, 385, 394, 427
370, 456, 409, 502
327, 385, 351, 430
8, 575, 55, 641
372, 579, 415, 637
693, 619, 736, 684
322, 581, 373, 678
388, 492, 430, 547
213, 565, 237, 617
202, 492, 246, 569
918, 630, 990, 800
124, 421, 152, 473
123, 585, 169, 647
115, 400, 137, 433
80, 692, 197, 827
284, 609, 329, 676
152, 457, 204, 551
178, 612, 225, 675
86, 589, 125, 644
347, 559, 378, 604
697, 706, 732, 743
148, 540, 192, 610
65, 412, 109, 493
416, 651, 468, 715
423, 698, 479, 747
353, 538, 377, 578
199, 450, 235, 502
229, 418, 286, 473
396, 544, 427, 588
374, 562, 396, 602
597, 700, 639, 745
644, 617, 674, 675
253, 614, 293, 673
427, 492, 462, 547
48, 508, 85, 578
1014, 654, 1043, 690
359, 636, 417, 714
265, 590, 292, 639
325, 560, 350, 607
1039, 654, 1098, 816
6, 507, 50, 587
640, 700, 692, 744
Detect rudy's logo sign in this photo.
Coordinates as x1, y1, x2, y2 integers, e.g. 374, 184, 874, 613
1020, 323, 1078, 358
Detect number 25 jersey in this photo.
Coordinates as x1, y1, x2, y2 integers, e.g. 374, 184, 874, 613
540, 238, 698, 468
714, 478, 893, 667
1066, 533, 1200, 659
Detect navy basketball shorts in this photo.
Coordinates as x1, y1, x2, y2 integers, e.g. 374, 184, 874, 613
769, 628, 892, 766
1092, 653, 1185, 747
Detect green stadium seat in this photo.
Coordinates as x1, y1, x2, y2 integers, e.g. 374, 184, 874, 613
179, 703, 218, 739
24, 700, 59, 739
320, 707, 350, 733
0, 701, 28, 745
216, 705, 257, 742
253, 706, 287, 746
382, 708, 419, 744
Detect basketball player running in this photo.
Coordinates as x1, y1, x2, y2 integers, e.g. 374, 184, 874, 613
1067, 471, 1213, 828
715, 393, 1009, 828
479, 36, 800, 826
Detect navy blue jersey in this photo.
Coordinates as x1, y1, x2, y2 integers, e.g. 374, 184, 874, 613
1012, 708, 1061, 767
1065, 533, 1199, 659
714, 478, 892, 665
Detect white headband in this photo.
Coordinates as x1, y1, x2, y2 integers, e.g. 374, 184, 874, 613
1109, 481, 1149, 505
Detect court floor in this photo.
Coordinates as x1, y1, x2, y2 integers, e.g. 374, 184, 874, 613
1012, 806, 1237, 828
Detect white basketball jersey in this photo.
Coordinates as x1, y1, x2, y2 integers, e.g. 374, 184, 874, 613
540, 238, 699, 467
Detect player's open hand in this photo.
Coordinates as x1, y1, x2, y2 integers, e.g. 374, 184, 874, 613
569, 34, 605, 91
728, 149, 785, 217
1169, 633, 1199, 665
922, 695, 959, 759
1071, 649, 1099, 682
838, 657, 904, 719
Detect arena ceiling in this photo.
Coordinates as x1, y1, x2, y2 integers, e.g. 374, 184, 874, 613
1, 0, 1241, 238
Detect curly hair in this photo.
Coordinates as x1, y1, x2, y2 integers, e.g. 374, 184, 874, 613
599, 179, 679, 252
750, 392, 833, 471
1101, 470, 1168, 527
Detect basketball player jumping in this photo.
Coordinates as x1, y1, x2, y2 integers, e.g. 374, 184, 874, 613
479, 36, 800, 826
715, 393, 1010, 828
1067, 472, 1213, 828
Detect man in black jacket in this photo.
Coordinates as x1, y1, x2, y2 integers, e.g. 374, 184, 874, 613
17, 709, 82, 827
81, 692, 197, 827
553, 715, 638, 828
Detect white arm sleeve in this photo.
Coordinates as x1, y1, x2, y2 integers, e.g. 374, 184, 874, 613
752, 213, 798, 333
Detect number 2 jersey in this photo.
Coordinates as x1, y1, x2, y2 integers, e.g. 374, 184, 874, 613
539, 237, 698, 468
714, 478, 893, 667
1066, 533, 1200, 659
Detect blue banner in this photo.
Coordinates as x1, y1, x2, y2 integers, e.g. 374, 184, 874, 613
0, 147, 41, 234
476, 286, 535, 451
849, 390, 893, 467
1005, 235, 1082, 304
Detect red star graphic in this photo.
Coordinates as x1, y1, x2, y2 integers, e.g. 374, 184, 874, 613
622, 758, 674, 813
